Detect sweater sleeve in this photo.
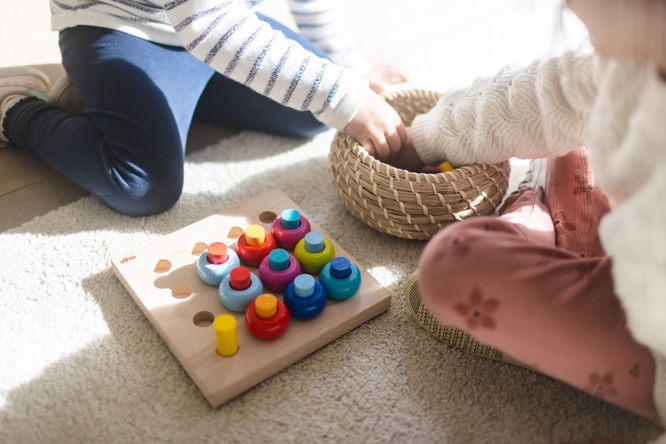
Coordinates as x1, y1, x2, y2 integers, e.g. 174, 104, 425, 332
410, 50, 598, 167
159, 0, 368, 130
286, 0, 372, 76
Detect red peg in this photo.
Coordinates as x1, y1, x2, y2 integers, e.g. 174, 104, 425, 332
207, 242, 229, 264
230, 266, 252, 291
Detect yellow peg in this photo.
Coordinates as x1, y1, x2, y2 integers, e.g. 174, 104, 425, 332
245, 224, 266, 246
214, 314, 239, 357
438, 161, 454, 172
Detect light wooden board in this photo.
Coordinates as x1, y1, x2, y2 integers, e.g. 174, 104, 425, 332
111, 188, 391, 407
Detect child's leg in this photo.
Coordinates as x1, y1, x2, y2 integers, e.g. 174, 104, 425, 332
0, 67, 50, 148
418, 177, 659, 423
5, 26, 215, 216
545, 147, 611, 258
193, 13, 328, 138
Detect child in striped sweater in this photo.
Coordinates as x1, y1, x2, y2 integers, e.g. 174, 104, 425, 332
0, 0, 407, 215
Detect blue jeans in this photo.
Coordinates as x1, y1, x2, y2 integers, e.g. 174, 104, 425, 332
7, 16, 328, 216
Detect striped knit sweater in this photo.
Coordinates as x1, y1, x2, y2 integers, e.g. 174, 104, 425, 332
49, 0, 370, 130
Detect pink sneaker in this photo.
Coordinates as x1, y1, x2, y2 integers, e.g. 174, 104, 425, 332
0, 66, 50, 148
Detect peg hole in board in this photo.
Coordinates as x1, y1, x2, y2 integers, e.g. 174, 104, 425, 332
172, 284, 193, 300
154, 259, 172, 273
193, 311, 215, 327
192, 242, 208, 256
227, 226, 244, 239
259, 211, 278, 224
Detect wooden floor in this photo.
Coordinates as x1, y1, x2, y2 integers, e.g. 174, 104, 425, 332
0, 64, 85, 231
1, 0, 532, 231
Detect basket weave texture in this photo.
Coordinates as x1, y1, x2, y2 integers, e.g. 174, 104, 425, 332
328, 89, 511, 240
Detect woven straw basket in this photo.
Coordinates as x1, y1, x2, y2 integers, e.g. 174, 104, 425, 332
328, 89, 511, 240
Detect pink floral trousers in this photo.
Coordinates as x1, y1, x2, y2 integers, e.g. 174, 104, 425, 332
418, 148, 660, 424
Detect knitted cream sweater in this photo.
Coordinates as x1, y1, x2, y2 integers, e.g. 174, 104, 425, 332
411, 50, 666, 430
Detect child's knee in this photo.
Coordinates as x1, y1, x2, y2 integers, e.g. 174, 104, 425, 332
419, 218, 512, 278
106, 186, 182, 216
101, 168, 184, 216
417, 218, 517, 325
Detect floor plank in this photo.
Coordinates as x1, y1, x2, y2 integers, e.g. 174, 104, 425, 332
0, 165, 88, 231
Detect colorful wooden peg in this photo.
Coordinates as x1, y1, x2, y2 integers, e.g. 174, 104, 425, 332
236, 224, 277, 267
420, 161, 455, 174
197, 241, 241, 285
283, 274, 327, 319
293, 231, 335, 274
438, 161, 454, 172
319, 256, 361, 300
214, 314, 239, 357
258, 248, 301, 292
271, 208, 311, 250
245, 294, 290, 340
219, 266, 263, 312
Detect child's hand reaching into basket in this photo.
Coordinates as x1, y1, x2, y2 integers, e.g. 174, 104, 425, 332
387, 127, 426, 172
343, 89, 407, 162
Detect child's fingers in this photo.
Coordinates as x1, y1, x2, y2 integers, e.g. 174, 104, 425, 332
362, 138, 377, 158
385, 129, 403, 159
370, 136, 389, 161
364, 123, 406, 162
398, 122, 408, 143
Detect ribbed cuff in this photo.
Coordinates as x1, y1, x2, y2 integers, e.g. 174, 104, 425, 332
317, 75, 369, 131
410, 112, 445, 167
1, 96, 40, 145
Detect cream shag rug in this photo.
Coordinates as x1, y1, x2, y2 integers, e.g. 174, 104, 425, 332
1, 6, 663, 444
0, 128, 662, 443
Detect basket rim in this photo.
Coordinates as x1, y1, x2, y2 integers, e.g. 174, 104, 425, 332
331, 129, 508, 185
328, 87, 512, 240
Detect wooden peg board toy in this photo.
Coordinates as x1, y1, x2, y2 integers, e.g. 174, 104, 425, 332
111, 189, 391, 407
